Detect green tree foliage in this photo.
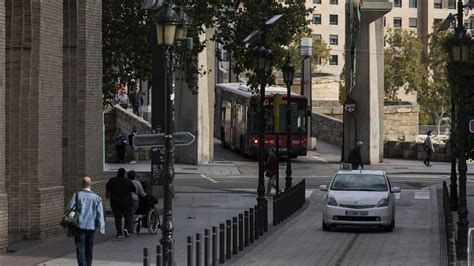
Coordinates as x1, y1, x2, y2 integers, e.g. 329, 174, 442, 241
384, 27, 424, 100
213, 0, 314, 88
102, 0, 152, 106
287, 35, 331, 73
418, 29, 452, 131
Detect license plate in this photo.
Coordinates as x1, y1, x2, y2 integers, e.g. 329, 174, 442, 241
345, 211, 368, 216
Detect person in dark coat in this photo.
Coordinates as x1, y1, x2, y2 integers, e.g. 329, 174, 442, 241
106, 168, 136, 238
348, 141, 364, 170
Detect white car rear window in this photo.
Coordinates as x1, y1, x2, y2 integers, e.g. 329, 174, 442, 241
331, 174, 388, 191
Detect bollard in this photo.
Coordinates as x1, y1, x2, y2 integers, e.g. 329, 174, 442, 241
263, 201, 268, 233
212, 226, 217, 266
168, 248, 174, 266
258, 204, 264, 236
187, 236, 193, 266
254, 206, 260, 240
238, 214, 244, 251
219, 223, 225, 264
232, 217, 238, 255
143, 248, 149, 266
226, 220, 231, 259
205, 229, 210, 266
196, 233, 202, 266
273, 196, 277, 226
249, 208, 254, 244
244, 211, 249, 247
156, 245, 162, 266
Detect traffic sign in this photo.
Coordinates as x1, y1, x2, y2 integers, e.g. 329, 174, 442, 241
470, 120, 474, 133
343, 97, 357, 113
133, 132, 195, 148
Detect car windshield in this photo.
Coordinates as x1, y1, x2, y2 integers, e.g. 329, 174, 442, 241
330, 174, 388, 191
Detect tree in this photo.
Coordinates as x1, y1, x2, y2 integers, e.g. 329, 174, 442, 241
419, 29, 452, 134
213, 0, 314, 89
384, 27, 424, 100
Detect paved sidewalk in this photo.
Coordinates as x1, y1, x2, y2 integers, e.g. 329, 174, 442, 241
104, 162, 242, 176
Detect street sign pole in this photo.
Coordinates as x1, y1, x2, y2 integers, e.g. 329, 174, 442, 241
133, 132, 196, 148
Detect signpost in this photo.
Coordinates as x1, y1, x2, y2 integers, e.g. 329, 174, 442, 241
470, 120, 474, 133
133, 132, 196, 148
343, 97, 357, 113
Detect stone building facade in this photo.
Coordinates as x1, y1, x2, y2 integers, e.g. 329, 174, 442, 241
0, 0, 103, 249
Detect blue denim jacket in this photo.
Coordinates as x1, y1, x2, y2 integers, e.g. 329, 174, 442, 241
66, 189, 105, 234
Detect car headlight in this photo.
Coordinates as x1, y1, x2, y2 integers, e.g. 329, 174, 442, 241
326, 196, 338, 206
377, 197, 389, 207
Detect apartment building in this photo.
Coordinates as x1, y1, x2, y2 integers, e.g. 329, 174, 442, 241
308, 0, 472, 78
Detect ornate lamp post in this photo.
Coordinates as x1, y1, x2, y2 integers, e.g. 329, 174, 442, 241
281, 55, 295, 189
450, 16, 471, 259
153, 1, 186, 263
300, 37, 313, 152
253, 44, 273, 230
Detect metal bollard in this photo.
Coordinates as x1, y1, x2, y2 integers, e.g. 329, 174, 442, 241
273, 196, 277, 226
187, 236, 193, 266
254, 206, 260, 240
232, 217, 238, 255
168, 248, 174, 266
156, 245, 162, 266
263, 201, 268, 233
219, 223, 225, 264
226, 220, 231, 259
143, 248, 149, 266
238, 214, 244, 251
249, 208, 254, 244
244, 211, 249, 247
196, 233, 202, 266
205, 229, 210, 266
212, 226, 217, 266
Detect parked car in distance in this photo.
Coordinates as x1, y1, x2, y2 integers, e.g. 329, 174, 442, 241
320, 170, 401, 232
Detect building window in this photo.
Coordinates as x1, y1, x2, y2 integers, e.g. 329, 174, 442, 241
329, 55, 338, 65
330, 0, 338, 4
393, 17, 402, 28
448, 0, 456, 9
329, 14, 338, 25
313, 14, 322, 25
394, 0, 402, 8
409, 18, 417, 28
434, 0, 442, 9
384, 16, 386, 27
313, 34, 322, 40
409, 0, 417, 8
313, 0, 321, 4
329, 35, 338, 45
315, 57, 322, 65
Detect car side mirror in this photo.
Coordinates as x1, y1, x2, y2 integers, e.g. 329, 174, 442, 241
319, 185, 328, 192
391, 187, 401, 193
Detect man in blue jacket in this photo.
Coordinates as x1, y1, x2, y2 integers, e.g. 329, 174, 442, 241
66, 176, 105, 266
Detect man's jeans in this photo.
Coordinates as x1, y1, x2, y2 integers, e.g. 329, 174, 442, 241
74, 228, 96, 266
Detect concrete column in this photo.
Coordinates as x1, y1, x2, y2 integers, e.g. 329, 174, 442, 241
344, 0, 392, 164
175, 30, 215, 165
0, 0, 7, 250
62, 0, 104, 201
6, 0, 64, 240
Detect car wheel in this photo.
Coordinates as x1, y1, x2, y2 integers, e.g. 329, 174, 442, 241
322, 220, 331, 231
384, 219, 395, 232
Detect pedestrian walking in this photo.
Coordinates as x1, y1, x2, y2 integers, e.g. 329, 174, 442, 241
117, 89, 130, 109
65, 176, 105, 266
106, 168, 136, 238
265, 149, 278, 196
114, 128, 127, 164
349, 141, 364, 170
127, 170, 146, 228
423, 130, 434, 166
128, 127, 138, 164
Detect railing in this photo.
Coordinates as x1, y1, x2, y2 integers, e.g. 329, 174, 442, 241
468, 228, 474, 266
443, 181, 457, 265
273, 179, 306, 225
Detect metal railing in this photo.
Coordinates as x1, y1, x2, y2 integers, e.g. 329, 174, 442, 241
443, 181, 457, 265
468, 228, 474, 266
273, 179, 306, 225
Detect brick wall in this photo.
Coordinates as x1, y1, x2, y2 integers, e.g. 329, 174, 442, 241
384, 102, 419, 142
0, 0, 7, 250
312, 112, 343, 145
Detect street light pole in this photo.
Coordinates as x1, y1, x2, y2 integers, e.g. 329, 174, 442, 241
450, 89, 458, 211
282, 55, 295, 189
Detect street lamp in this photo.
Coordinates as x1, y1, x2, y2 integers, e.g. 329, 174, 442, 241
253, 44, 273, 234
450, 25, 471, 260
281, 55, 295, 189
300, 37, 313, 152
153, 2, 182, 264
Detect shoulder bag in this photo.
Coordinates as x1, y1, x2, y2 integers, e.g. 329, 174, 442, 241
60, 192, 81, 229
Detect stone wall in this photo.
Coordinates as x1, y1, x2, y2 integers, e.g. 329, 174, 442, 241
105, 106, 152, 163
0, 0, 6, 250
312, 112, 343, 145
384, 141, 450, 162
384, 102, 419, 142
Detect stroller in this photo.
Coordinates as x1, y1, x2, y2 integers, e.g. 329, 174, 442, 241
133, 181, 161, 234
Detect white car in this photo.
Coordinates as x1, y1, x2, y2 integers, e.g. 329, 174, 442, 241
320, 170, 400, 232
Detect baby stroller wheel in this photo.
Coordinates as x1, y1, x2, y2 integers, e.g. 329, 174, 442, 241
147, 208, 160, 234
